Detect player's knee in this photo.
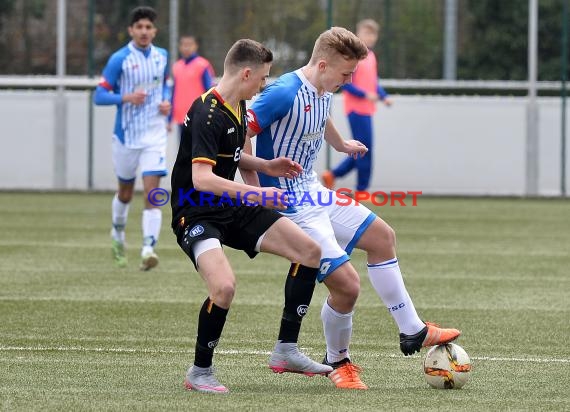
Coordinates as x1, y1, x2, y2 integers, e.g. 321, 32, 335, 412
215, 280, 236, 303
373, 222, 396, 252
302, 241, 321, 268
329, 269, 360, 308
118, 191, 133, 204
381, 224, 396, 249
345, 272, 361, 303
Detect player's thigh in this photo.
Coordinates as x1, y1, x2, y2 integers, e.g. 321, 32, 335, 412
112, 136, 140, 181
284, 207, 349, 281
322, 260, 360, 301
195, 246, 236, 303
326, 191, 376, 254
139, 143, 168, 179
259, 216, 320, 267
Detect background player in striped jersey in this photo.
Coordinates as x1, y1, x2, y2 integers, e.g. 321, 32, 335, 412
322, 19, 393, 192
246, 27, 460, 390
94, 6, 171, 271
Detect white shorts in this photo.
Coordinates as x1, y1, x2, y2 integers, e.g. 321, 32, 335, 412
282, 188, 376, 281
112, 136, 168, 183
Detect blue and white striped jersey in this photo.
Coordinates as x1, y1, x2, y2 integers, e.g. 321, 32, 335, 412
95, 41, 170, 149
247, 69, 332, 196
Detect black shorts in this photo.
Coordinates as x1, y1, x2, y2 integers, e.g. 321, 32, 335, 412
174, 205, 282, 268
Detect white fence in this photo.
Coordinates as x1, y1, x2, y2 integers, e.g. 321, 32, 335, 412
0, 87, 568, 196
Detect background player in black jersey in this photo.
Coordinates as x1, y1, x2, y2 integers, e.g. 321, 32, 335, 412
171, 39, 332, 394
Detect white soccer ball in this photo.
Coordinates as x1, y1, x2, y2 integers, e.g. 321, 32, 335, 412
423, 343, 472, 389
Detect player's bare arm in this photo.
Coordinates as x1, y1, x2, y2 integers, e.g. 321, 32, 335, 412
239, 132, 303, 179
324, 117, 368, 159
192, 162, 288, 209
238, 136, 261, 186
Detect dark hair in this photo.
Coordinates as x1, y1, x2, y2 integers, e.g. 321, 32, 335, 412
224, 39, 273, 71
129, 6, 157, 26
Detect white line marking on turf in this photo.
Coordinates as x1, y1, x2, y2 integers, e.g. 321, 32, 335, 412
0, 345, 568, 364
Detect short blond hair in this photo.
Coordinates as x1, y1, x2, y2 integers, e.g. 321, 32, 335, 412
309, 26, 368, 64
356, 19, 379, 34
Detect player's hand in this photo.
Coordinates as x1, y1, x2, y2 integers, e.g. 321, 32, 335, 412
383, 97, 393, 107
126, 90, 147, 105
159, 100, 171, 116
256, 187, 289, 210
366, 92, 379, 102
342, 140, 368, 159
264, 157, 303, 179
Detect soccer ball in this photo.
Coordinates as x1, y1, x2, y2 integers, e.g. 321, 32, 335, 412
423, 343, 472, 389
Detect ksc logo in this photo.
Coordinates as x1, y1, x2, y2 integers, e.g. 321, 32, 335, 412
207, 338, 219, 349
297, 305, 309, 317
189, 225, 204, 237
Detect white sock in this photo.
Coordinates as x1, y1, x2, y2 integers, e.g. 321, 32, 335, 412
142, 208, 162, 256
321, 298, 353, 363
367, 258, 425, 335
111, 193, 129, 243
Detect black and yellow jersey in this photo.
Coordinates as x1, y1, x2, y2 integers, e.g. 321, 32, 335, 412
171, 88, 247, 226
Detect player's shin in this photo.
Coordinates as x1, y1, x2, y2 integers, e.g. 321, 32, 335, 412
367, 258, 424, 335
269, 264, 332, 376
277, 264, 318, 343
194, 297, 229, 368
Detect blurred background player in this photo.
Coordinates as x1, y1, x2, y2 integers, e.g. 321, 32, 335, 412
247, 26, 460, 390
94, 6, 171, 270
171, 34, 215, 139
322, 19, 392, 192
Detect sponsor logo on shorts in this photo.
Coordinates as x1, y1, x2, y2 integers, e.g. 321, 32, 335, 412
189, 225, 204, 237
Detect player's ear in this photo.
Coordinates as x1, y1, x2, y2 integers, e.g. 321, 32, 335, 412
242, 67, 252, 81
318, 60, 327, 72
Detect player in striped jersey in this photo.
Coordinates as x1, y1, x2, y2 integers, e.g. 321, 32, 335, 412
94, 6, 171, 271
246, 27, 461, 389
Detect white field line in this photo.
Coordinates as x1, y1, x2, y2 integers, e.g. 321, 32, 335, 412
0, 345, 568, 364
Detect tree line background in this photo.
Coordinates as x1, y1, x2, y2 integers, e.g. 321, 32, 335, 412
0, 0, 567, 81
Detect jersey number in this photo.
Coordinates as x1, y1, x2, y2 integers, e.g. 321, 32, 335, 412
234, 147, 242, 162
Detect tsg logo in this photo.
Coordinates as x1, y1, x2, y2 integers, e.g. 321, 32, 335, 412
297, 305, 309, 317
189, 225, 204, 237
388, 302, 406, 312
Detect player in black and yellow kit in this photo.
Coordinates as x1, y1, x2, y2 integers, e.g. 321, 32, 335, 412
171, 39, 332, 394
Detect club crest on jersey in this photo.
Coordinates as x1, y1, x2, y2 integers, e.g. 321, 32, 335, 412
189, 225, 204, 237
304, 104, 311, 112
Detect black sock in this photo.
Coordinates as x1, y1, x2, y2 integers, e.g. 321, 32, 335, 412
194, 297, 228, 368
277, 264, 318, 343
